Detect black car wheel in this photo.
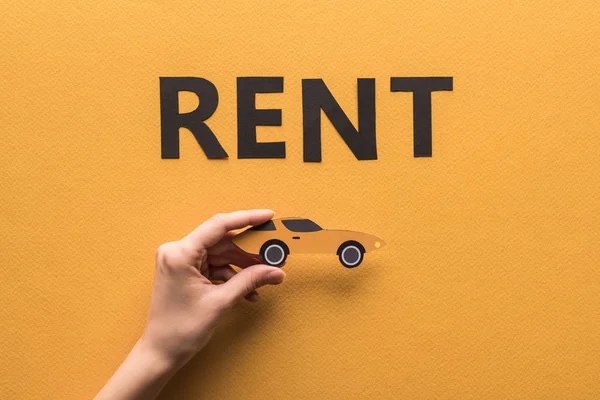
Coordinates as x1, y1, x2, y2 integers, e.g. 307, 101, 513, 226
337, 241, 365, 268
260, 240, 289, 267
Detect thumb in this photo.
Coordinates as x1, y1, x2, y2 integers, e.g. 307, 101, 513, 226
219, 265, 286, 305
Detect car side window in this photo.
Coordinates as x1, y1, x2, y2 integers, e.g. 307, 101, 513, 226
249, 220, 276, 231
281, 219, 322, 232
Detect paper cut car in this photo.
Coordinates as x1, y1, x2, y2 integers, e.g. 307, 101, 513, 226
232, 217, 386, 268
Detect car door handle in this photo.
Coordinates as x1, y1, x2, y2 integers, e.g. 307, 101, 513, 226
292, 236, 300, 239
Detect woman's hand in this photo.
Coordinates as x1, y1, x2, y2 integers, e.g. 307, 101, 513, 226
95, 209, 286, 400
143, 209, 286, 365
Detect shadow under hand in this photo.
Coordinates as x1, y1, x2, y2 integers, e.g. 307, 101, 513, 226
157, 256, 380, 399
158, 297, 278, 400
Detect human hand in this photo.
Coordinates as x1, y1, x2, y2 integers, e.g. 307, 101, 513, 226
142, 209, 286, 367
96, 210, 285, 400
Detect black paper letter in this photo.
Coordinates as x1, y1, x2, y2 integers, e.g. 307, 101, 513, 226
159, 77, 227, 159
390, 77, 453, 157
302, 79, 377, 162
237, 77, 285, 158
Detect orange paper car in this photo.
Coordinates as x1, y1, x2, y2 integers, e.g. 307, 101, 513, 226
232, 217, 386, 268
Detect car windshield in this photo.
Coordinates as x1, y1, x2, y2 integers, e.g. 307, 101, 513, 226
281, 219, 322, 232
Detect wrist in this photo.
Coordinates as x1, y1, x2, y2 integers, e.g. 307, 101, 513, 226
134, 335, 181, 377
95, 336, 181, 400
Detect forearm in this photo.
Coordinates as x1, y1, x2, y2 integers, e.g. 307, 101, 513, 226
95, 337, 179, 400
95, 211, 284, 399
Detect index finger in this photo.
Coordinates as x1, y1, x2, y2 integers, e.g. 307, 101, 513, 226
181, 209, 274, 250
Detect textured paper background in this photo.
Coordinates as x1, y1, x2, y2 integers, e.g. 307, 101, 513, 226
1, 1, 600, 399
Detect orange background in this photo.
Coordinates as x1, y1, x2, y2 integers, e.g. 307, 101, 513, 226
1, 1, 599, 399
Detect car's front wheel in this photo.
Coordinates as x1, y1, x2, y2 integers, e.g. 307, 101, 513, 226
260, 240, 289, 267
337, 241, 365, 268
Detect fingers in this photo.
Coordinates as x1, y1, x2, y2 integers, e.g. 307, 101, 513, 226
208, 234, 256, 257
208, 241, 262, 268
209, 264, 260, 302
218, 264, 285, 305
209, 253, 260, 269
209, 265, 237, 282
182, 210, 274, 250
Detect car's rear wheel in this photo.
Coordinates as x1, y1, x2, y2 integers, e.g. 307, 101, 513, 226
260, 240, 289, 267
337, 241, 365, 268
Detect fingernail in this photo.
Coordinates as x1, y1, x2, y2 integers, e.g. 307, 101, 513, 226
265, 269, 285, 285
258, 209, 274, 214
